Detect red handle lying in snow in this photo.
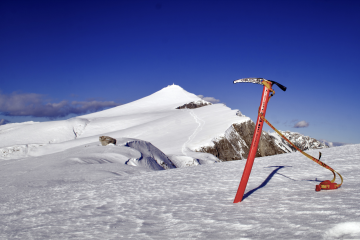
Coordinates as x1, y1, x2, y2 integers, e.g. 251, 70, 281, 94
316, 180, 340, 191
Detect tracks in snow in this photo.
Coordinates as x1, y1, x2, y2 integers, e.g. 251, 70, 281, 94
181, 109, 205, 156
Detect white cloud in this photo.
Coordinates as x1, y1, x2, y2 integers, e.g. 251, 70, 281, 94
0, 91, 120, 118
197, 95, 220, 104
293, 120, 309, 128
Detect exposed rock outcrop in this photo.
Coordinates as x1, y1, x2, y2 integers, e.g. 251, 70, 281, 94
99, 136, 117, 146
176, 101, 212, 109
270, 130, 329, 153
197, 119, 330, 162
197, 120, 285, 161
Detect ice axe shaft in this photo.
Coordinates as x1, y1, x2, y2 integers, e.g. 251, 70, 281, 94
233, 82, 273, 203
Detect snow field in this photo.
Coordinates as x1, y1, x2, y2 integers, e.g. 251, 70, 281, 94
1, 144, 359, 239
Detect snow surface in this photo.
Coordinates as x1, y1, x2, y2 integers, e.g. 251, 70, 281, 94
1, 143, 359, 239
1, 85, 359, 239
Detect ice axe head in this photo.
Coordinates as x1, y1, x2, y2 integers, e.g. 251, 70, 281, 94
233, 78, 287, 92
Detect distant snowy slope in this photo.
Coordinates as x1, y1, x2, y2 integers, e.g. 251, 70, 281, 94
0, 118, 89, 148
0, 85, 249, 166
0, 85, 204, 148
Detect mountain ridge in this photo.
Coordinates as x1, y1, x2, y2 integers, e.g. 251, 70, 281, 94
0, 85, 329, 165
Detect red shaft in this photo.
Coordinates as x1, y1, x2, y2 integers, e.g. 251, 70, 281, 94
233, 84, 272, 203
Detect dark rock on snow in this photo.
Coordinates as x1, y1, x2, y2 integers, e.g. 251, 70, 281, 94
99, 136, 117, 146
176, 101, 212, 109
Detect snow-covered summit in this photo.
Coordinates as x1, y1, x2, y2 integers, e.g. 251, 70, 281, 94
80, 84, 210, 119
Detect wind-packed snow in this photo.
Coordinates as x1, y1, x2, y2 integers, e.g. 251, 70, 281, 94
1, 85, 359, 239
1, 143, 359, 239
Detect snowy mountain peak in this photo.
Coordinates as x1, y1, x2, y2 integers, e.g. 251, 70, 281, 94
80, 84, 206, 119
164, 83, 183, 89
149, 84, 201, 103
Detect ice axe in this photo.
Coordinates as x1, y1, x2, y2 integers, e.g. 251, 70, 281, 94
232, 78, 286, 203
232, 78, 342, 203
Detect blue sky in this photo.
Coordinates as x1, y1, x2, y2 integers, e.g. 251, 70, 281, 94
0, 0, 359, 144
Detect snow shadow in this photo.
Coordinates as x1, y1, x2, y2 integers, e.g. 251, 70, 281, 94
242, 166, 287, 201
267, 167, 323, 183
